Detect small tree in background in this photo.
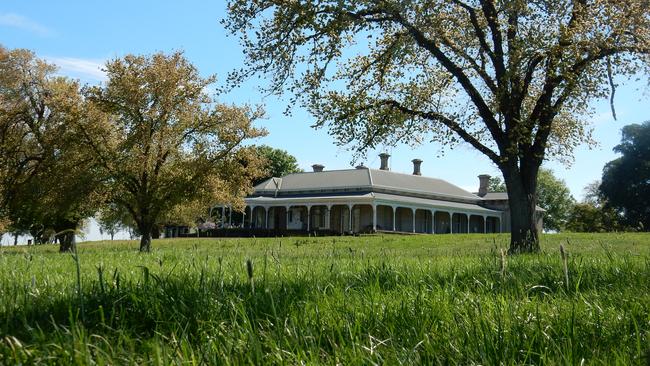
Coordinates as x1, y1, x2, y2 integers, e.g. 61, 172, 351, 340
97, 204, 131, 241
536, 168, 575, 232
253, 145, 302, 184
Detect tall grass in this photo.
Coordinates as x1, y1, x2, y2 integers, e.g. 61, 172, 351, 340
0, 233, 648, 364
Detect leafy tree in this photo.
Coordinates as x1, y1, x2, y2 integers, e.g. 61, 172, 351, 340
83, 52, 267, 251
253, 145, 302, 184
566, 203, 606, 232
0, 46, 102, 251
566, 180, 621, 232
225, 0, 650, 253
600, 121, 650, 230
535, 168, 575, 231
487, 176, 506, 192
97, 204, 131, 241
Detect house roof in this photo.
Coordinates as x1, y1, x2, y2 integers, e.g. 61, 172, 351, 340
253, 168, 479, 201
245, 192, 500, 215
372, 193, 500, 214
481, 192, 509, 200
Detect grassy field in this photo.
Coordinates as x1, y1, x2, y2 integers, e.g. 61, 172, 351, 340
0, 233, 649, 365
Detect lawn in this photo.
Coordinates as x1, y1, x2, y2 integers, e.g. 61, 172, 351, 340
0, 233, 649, 365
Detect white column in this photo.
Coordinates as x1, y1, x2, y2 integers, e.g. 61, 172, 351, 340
411, 208, 416, 233
286, 206, 291, 230
450, 213, 454, 234
466, 214, 470, 233
249, 206, 255, 228
324, 206, 331, 229
348, 204, 353, 233
307, 206, 311, 231
392, 206, 397, 231
483, 215, 487, 233
242, 207, 246, 228
372, 204, 377, 232
431, 210, 436, 234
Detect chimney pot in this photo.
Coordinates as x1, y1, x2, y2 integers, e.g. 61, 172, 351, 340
312, 164, 324, 172
379, 153, 390, 170
412, 159, 423, 176
478, 174, 491, 197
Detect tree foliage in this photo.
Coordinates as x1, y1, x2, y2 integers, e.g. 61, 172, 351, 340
0, 46, 102, 251
487, 176, 506, 192
600, 121, 650, 230
83, 51, 267, 251
253, 145, 302, 184
225, 0, 650, 253
535, 168, 575, 232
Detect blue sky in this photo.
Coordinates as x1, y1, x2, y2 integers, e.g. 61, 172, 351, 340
1, 1, 649, 241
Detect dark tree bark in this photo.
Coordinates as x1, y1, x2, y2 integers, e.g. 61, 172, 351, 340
138, 220, 154, 252
57, 230, 76, 253
502, 161, 541, 253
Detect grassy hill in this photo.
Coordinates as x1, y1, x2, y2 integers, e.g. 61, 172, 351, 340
1, 233, 649, 364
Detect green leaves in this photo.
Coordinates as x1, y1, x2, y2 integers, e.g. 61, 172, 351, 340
83, 51, 267, 250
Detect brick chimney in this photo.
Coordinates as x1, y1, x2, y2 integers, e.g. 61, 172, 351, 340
379, 153, 390, 171
412, 159, 422, 175
478, 174, 491, 197
312, 164, 324, 172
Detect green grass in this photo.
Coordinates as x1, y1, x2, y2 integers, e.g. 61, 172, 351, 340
0, 233, 649, 365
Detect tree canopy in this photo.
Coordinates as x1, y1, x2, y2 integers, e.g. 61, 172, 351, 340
225, 0, 650, 253
82, 51, 267, 251
253, 145, 302, 184
0, 46, 102, 251
535, 168, 575, 232
600, 121, 650, 230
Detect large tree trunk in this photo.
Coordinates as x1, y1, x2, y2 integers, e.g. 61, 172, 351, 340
502, 164, 541, 254
139, 221, 153, 252
57, 230, 76, 253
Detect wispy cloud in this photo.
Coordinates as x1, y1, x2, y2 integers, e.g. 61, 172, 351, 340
0, 13, 53, 37
44, 57, 107, 82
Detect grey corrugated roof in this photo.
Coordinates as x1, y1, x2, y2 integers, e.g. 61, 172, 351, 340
370, 169, 478, 199
246, 192, 374, 205
253, 168, 478, 200
245, 192, 500, 215
372, 193, 500, 214
254, 169, 371, 192
481, 192, 509, 200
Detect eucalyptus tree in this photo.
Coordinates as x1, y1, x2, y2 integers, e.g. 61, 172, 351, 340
83, 52, 266, 252
0, 46, 102, 251
225, 0, 650, 252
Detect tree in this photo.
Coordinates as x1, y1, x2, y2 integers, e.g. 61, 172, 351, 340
0, 46, 102, 251
83, 52, 267, 251
600, 121, 650, 231
536, 168, 575, 232
253, 145, 302, 184
487, 176, 506, 192
566, 203, 605, 232
225, 0, 650, 253
97, 204, 131, 241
